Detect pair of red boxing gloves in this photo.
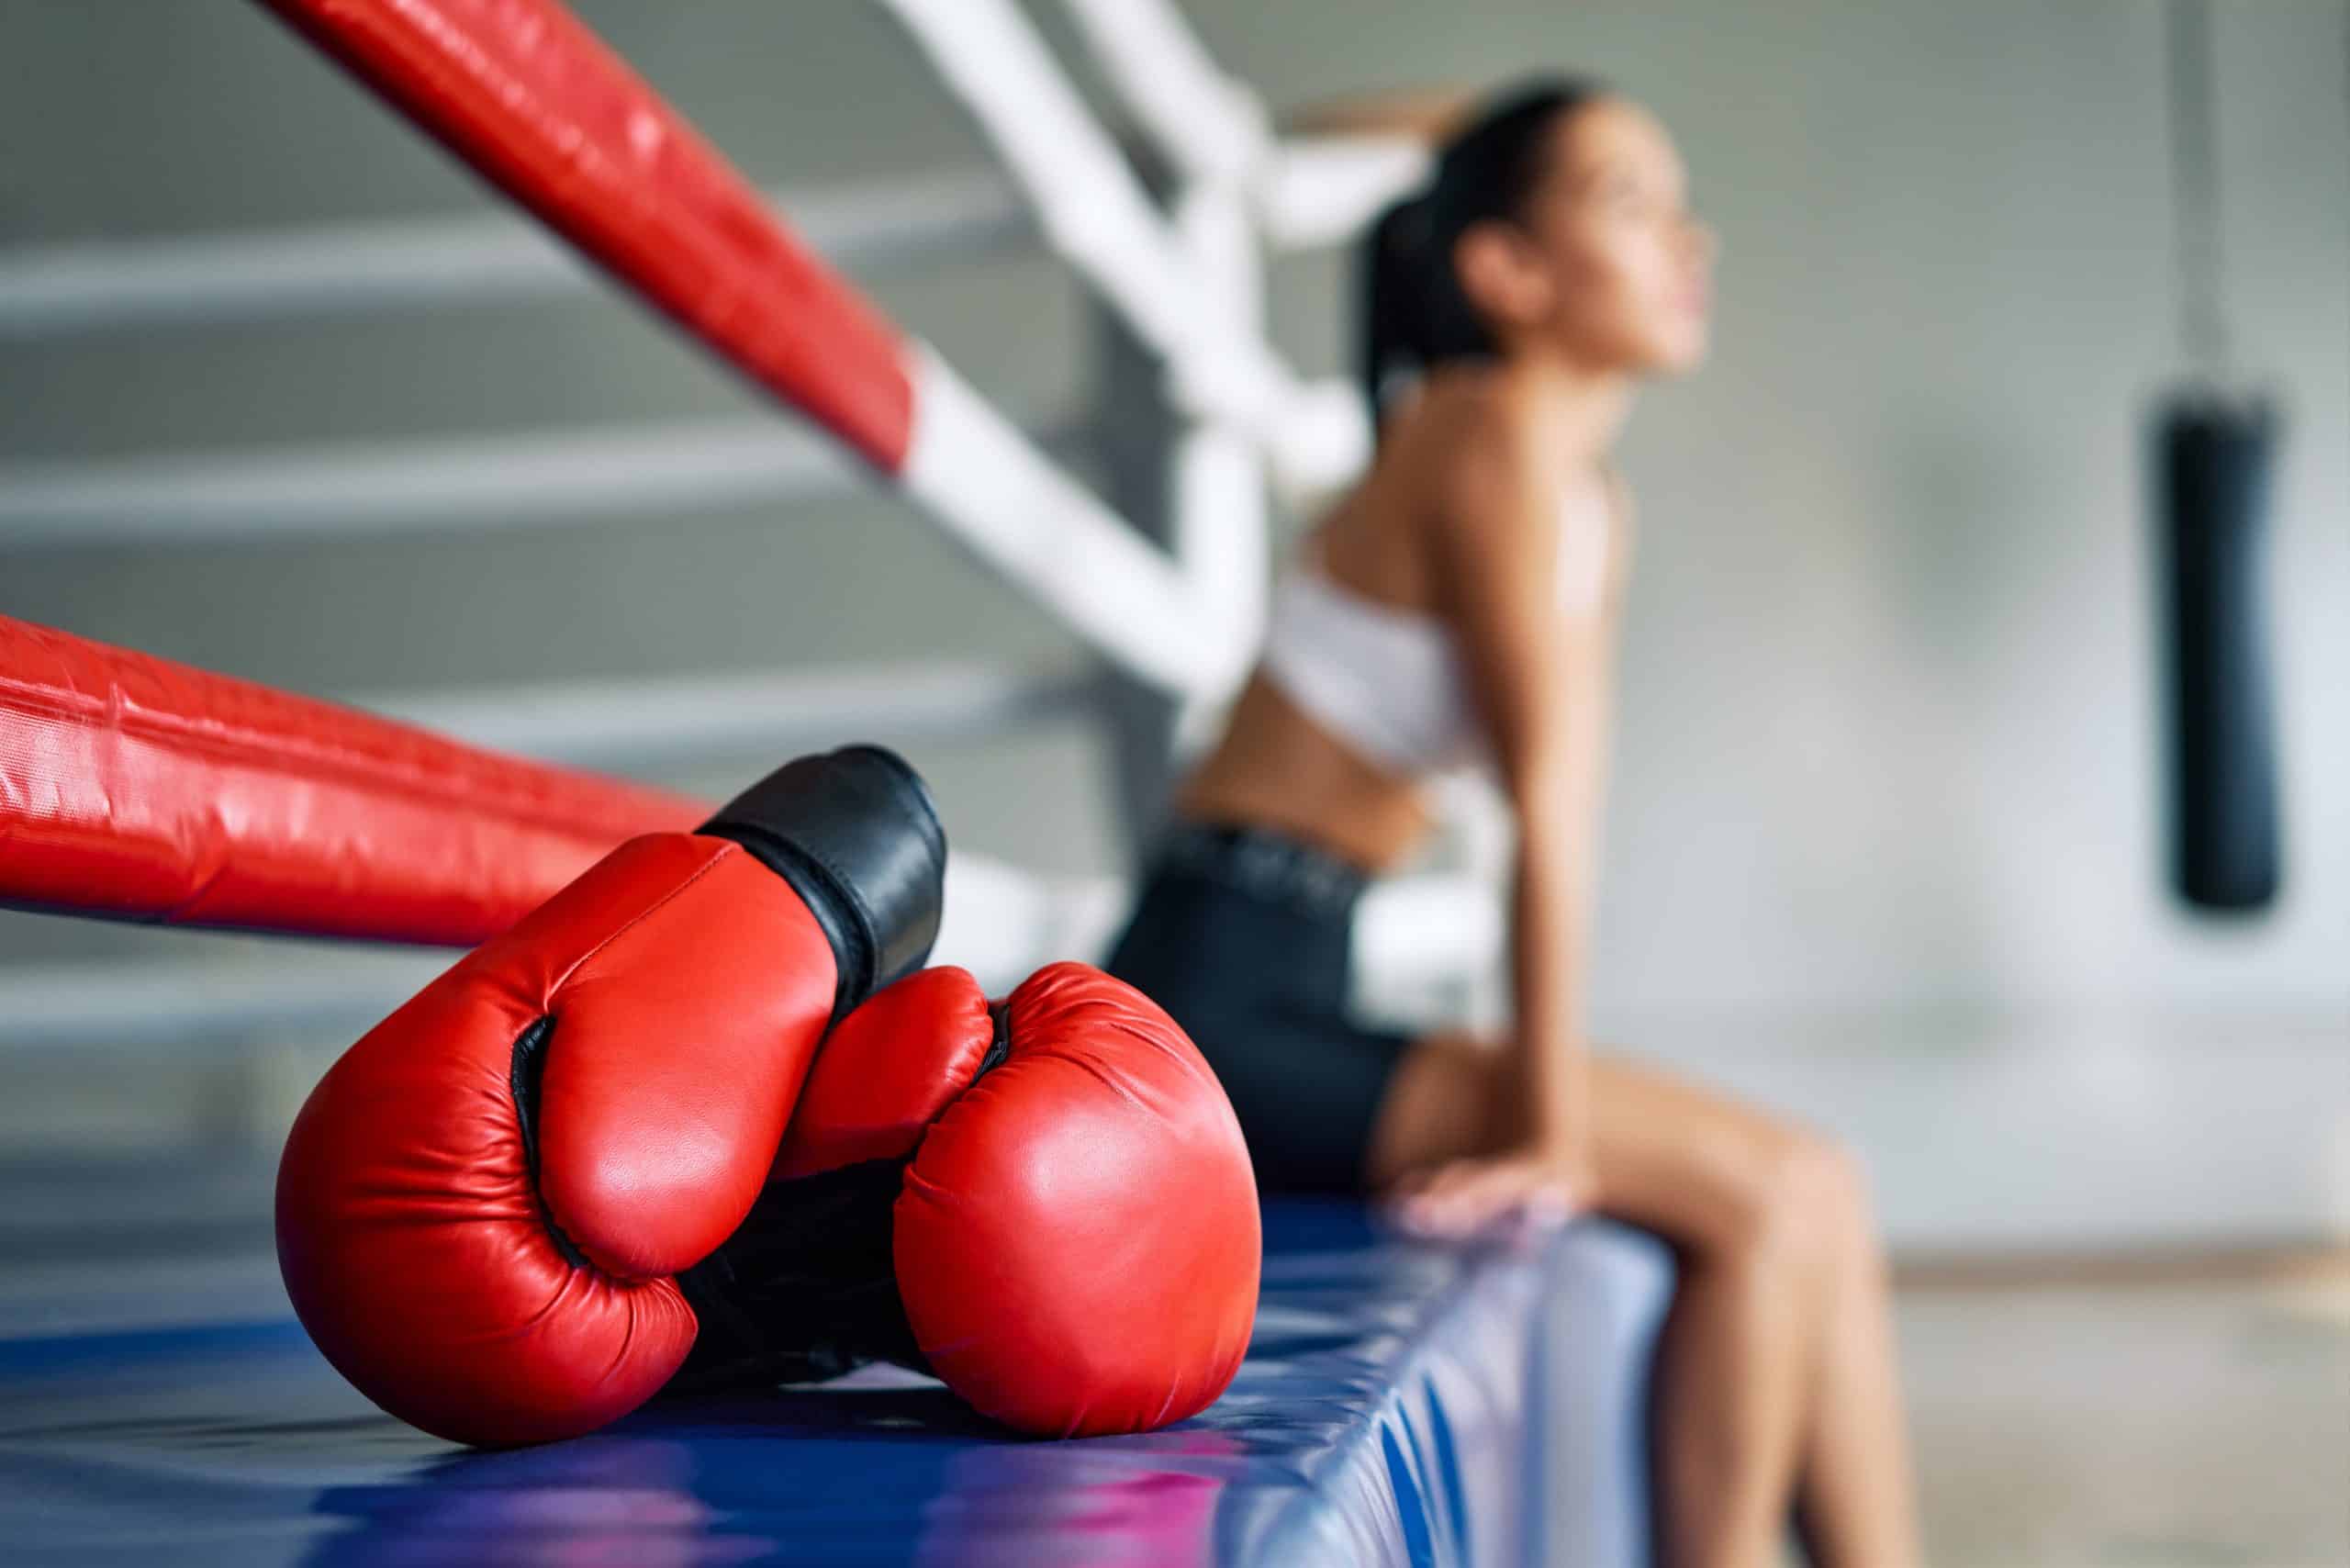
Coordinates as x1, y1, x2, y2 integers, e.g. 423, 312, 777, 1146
276, 747, 1260, 1447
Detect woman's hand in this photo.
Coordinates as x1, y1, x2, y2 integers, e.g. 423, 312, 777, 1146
1385, 1138, 1599, 1241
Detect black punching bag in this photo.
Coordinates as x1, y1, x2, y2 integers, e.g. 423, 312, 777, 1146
2155, 396, 2284, 912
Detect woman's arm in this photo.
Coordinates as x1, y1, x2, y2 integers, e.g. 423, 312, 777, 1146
1426, 420, 1609, 1172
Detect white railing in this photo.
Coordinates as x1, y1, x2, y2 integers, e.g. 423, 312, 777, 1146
371, 659, 1101, 770
0, 419, 864, 545
0, 171, 1028, 338
0, 866, 1497, 1049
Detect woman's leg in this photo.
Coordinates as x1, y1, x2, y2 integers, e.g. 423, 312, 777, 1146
1363, 1038, 1923, 1568
1786, 1148, 1921, 1567
1584, 1054, 1922, 1568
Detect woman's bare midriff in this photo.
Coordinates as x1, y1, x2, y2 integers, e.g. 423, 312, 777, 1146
1173, 673, 1437, 875
1170, 387, 1487, 875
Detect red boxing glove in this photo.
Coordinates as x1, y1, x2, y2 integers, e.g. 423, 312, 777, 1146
275, 746, 946, 1447
672, 963, 1261, 1437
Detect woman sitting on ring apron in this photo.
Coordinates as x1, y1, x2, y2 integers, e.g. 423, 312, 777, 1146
1105, 79, 1924, 1568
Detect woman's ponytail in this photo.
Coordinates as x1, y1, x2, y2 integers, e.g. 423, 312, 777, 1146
1360, 193, 1438, 426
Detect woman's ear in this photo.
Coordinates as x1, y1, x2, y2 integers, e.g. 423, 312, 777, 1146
1453, 220, 1555, 335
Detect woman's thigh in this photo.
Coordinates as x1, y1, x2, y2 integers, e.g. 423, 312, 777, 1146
1584, 1053, 1841, 1258
1368, 1036, 1832, 1257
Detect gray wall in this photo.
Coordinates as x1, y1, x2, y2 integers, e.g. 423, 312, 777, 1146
4, 1, 2345, 1031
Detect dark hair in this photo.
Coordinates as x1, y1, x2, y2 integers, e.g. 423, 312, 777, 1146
1360, 76, 1608, 420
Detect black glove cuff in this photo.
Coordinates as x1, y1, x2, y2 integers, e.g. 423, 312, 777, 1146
698, 745, 946, 1020
666, 1004, 1016, 1400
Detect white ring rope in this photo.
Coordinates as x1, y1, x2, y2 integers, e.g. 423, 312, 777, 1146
873, 0, 1371, 499
1052, 0, 1433, 246
902, 344, 1251, 696
1054, 0, 1276, 190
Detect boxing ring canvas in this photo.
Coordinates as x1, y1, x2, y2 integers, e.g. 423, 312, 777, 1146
0, 1203, 1671, 1568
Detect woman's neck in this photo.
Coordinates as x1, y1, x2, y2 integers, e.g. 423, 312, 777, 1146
1503, 349, 1635, 468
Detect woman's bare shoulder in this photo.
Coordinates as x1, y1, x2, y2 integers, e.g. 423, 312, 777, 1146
1323, 372, 1555, 600
1404, 376, 1557, 566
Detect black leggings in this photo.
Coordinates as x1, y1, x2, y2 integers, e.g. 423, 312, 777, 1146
1102, 822, 1414, 1194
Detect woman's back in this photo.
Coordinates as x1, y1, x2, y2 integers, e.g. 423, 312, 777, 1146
1178, 368, 1606, 872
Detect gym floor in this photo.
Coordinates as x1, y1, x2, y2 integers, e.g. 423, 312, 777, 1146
1900, 1263, 2350, 1568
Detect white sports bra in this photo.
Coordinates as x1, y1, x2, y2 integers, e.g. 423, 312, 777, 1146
1260, 497, 1611, 778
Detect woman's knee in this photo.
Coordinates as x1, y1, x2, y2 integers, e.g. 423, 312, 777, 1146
1719, 1126, 1873, 1263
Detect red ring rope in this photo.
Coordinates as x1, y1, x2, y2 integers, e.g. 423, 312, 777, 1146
0, 615, 703, 946
258, 0, 919, 473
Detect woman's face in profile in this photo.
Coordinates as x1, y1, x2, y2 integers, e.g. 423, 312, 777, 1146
1509, 97, 1715, 376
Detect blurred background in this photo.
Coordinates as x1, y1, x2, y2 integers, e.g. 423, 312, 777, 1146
2, 3, 2344, 1563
